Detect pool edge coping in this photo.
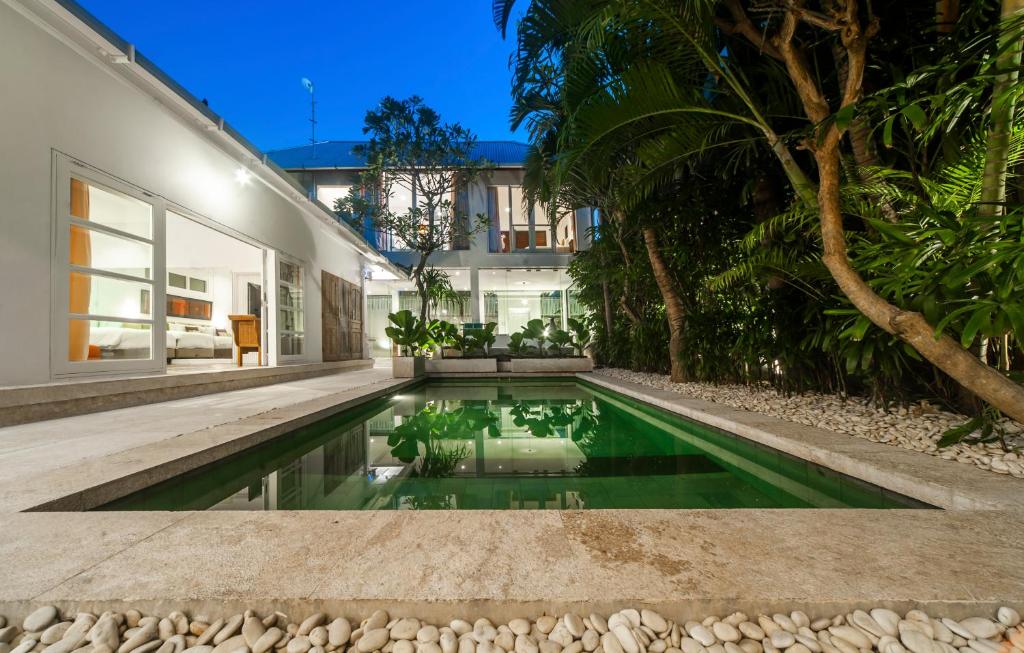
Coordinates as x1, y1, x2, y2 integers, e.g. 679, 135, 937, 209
577, 372, 1024, 511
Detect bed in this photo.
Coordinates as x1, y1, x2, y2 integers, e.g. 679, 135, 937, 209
88, 324, 232, 361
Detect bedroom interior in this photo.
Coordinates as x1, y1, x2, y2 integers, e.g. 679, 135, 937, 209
164, 211, 265, 367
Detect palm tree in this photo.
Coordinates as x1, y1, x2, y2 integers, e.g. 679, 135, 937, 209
496, 0, 1024, 420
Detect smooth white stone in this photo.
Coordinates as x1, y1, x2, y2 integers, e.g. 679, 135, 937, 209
770, 633, 795, 650
419, 627, 441, 644
809, 622, 830, 635
442, 632, 459, 653
608, 618, 631, 634
564, 642, 584, 653
602, 633, 624, 653
582, 633, 600, 653
958, 620, 997, 641
939, 621, 971, 641
738, 625, 764, 642
253, 629, 283, 653
793, 635, 819, 653
25, 608, 60, 633
643, 614, 668, 635
737, 640, 761, 653
507, 623, 530, 638
516, 636, 540, 653
590, 617, 608, 637
214, 618, 244, 646
537, 620, 558, 637
899, 629, 934, 653
689, 627, 716, 648
712, 625, 740, 644
679, 638, 705, 653
723, 643, 744, 653
827, 627, 869, 650
650, 641, 667, 653
357, 630, 389, 653
790, 616, 809, 631
870, 612, 899, 638
328, 621, 351, 649
459, 639, 476, 653
539, 640, 562, 653
287, 637, 311, 653
850, 613, 884, 639
611, 627, 638, 653
772, 618, 796, 636
393, 642, 414, 653
998, 608, 1021, 628
620, 614, 641, 630
929, 621, 952, 645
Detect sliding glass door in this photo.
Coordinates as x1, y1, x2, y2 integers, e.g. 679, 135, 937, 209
52, 156, 166, 376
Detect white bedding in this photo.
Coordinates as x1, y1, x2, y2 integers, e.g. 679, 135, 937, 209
90, 327, 229, 352
170, 330, 233, 350
90, 327, 177, 350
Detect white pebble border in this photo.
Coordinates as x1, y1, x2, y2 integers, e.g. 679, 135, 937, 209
1, 606, 1023, 653
594, 369, 1024, 478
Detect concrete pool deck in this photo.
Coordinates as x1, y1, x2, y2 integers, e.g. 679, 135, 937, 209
0, 366, 1021, 622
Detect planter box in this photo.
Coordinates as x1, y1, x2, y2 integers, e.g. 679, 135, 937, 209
426, 358, 498, 374
509, 357, 594, 373
392, 356, 425, 378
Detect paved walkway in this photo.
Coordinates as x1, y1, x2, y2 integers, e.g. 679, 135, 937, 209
0, 367, 408, 512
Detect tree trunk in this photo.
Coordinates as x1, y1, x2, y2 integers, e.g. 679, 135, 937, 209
815, 136, 1024, 423
601, 280, 614, 335
979, 0, 1024, 218
413, 255, 430, 324
936, 0, 960, 34
641, 226, 689, 383
771, 3, 1024, 422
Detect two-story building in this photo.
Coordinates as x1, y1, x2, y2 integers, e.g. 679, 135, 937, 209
269, 141, 599, 356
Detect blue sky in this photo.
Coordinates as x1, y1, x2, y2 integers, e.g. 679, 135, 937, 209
79, 1, 528, 150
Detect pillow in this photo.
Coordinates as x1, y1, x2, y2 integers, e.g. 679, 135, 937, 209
198, 325, 217, 335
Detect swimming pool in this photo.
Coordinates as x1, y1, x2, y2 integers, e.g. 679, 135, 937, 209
100, 379, 930, 510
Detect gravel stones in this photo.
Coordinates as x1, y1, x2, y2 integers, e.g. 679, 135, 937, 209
597, 368, 1024, 477
0, 605, 1018, 653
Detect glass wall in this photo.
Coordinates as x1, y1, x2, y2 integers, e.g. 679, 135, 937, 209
66, 177, 156, 363
278, 259, 304, 356
479, 268, 574, 335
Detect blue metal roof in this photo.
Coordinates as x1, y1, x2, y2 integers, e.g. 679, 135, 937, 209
267, 140, 529, 170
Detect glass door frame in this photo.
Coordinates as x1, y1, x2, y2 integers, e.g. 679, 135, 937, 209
51, 154, 167, 378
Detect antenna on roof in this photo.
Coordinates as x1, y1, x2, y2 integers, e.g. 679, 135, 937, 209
301, 77, 316, 157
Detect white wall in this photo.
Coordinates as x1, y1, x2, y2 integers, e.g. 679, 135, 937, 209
0, 0, 368, 385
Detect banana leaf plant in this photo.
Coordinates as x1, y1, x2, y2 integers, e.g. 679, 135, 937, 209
521, 319, 549, 356
566, 317, 591, 357
548, 328, 573, 357
385, 310, 429, 357
464, 322, 498, 356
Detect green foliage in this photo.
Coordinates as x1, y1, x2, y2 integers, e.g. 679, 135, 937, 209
463, 322, 498, 356
566, 317, 592, 356
338, 96, 491, 321
385, 310, 429, 357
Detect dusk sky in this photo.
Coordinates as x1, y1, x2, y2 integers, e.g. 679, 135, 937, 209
78, 1, 529, 151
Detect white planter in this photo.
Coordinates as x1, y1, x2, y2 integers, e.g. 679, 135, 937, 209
426, 358, 498, 374
392, 356, 426, 378
508, 357, 594, 373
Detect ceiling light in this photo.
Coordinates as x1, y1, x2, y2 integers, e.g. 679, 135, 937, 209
234, 168, 252, 185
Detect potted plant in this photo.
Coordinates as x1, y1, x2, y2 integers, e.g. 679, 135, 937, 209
386, 310, 428, 377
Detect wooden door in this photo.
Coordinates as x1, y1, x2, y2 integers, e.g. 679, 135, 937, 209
321, 270, 363, 361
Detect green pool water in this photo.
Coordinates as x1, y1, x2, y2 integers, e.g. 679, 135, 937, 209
100, 379, 930, 511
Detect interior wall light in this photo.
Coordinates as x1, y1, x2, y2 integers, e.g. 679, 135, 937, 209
234, 168, 253, 186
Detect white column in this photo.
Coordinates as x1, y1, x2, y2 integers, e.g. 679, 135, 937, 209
470, 266, 481, 323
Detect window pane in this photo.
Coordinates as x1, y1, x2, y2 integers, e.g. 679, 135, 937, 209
69, 271, 152, 319
168, 272, 187, 289
69, 319, 151, 362
280, 333, 304, 356
279, 308, 303, 333
554, 210, 576, 253
316, 185, 352, 210
510, 187, 530, 250
189, 277, 207, 293
69, 224, 152, 279
488, 187, 510, 253
71, 178, 152, 239
280, 261, 302, 286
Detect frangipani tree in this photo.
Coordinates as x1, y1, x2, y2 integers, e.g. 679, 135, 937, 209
341, 96, 491, 322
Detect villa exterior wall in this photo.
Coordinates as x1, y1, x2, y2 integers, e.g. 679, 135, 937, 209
0, 0, 374, 385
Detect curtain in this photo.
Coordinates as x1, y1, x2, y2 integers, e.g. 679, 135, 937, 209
68, 179, 92, 361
